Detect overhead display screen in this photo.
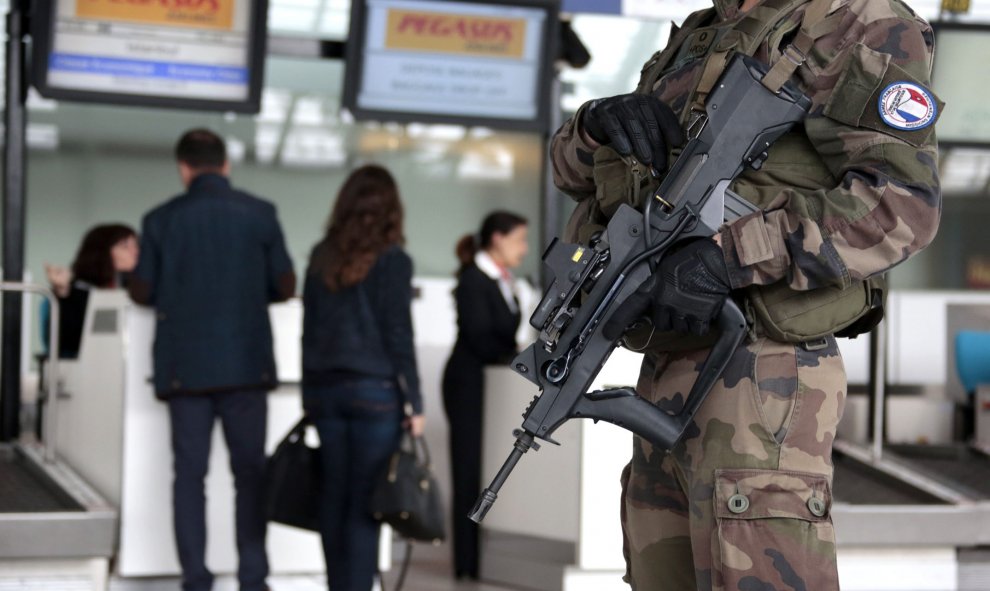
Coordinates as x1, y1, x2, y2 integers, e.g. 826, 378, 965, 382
32, 0, 268, 113
343, 0, 557, 132
932, 23, 990, 147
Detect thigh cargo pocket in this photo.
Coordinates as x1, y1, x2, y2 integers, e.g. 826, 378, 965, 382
714, 469, 839, 591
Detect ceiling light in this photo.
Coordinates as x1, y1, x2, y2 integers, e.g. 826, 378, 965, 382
293, 96, 325, 126
26, 123, 59, 151
257, 89, 292, 124
406, 123, 466, 142
457, 148, 514, 181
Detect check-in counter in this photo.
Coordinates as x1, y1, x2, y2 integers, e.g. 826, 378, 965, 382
53, 290, 328, 576
49, 277, 538, 579
480, 348, 639, 591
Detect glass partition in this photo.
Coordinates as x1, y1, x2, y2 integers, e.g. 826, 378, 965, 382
0, 0, 986, 291
24, 54, 546, 283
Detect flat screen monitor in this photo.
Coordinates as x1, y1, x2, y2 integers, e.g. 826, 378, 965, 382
931, 22, 990, 148
343, 0, 558, 132
32, 0, 268, 113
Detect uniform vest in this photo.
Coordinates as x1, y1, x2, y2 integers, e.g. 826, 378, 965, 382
576, 0, 885, 346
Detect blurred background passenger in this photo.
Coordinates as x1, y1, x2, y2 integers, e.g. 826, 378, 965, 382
129, 129, 295, 591
42, 223, 138, 358
302, 164, 425, 591
442, 210, 528, 580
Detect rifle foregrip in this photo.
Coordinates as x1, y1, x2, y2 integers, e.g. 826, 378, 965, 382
683, 300, 748, 417
574, 300, 748, 449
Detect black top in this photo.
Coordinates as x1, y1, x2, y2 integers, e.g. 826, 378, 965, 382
44, 282, 90, 359
451, 263, 521, 365
131, 173, 295, 396
302, 244, 422, 413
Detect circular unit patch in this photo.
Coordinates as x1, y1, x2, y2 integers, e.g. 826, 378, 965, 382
878, 82, 937, 131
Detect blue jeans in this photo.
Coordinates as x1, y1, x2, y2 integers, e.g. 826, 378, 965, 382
305, 379, 403, 591
169, 390, 269, 591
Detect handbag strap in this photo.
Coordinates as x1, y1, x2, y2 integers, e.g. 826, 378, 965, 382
396, 373, 414, 418
285, 415, 310, 444
379, 540, 414, 591
399, 430, 433, 468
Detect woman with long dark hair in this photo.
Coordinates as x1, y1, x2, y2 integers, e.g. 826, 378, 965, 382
442, 210, 528, 580
44, 223, 139, 357
302, 164, 424, 591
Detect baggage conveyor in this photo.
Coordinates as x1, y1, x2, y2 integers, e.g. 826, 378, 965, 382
830, 439, 990, 550
826, 320, 990, 551
0, 443, 115, 558
0, 282, 116, 562
885, 443, 990, 501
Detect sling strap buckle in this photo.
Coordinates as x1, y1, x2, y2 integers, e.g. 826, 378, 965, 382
781, 44, 807, 67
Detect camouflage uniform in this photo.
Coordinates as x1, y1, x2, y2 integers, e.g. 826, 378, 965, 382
550, 0, 942, 588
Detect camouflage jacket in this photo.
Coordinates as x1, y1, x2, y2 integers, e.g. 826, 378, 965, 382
551, 0, 941, 297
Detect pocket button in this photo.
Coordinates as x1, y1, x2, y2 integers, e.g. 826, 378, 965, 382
727, 494, 750, 514
808, 497, 827, 517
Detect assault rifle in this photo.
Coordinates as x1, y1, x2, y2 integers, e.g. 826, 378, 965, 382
469, 54, 813, 523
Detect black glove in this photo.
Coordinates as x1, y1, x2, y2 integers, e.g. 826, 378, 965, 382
603, 239, 732, 340
582, 93, 685, 172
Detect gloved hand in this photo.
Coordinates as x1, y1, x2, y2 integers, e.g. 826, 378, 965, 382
603, 239, 732, 340
582, 93, 684, 172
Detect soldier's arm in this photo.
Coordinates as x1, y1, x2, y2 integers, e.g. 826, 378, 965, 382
719, 5, 940, 291
550, 103, 603, 202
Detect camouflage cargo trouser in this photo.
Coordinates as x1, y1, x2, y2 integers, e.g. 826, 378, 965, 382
621, 336, 845, 591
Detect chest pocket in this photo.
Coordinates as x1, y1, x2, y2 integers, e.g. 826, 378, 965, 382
666, 26, 723, 74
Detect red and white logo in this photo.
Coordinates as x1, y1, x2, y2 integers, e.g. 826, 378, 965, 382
878, 82, 937, 131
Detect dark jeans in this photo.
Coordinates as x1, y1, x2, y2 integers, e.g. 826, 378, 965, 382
305, 379, 403, 591
169, 390, 269, 591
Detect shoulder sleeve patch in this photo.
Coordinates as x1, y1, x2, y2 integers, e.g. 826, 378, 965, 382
877, 81, 937, 131
823, 42, 943, 147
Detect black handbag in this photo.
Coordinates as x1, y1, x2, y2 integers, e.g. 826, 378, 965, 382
370, 431, 446, 543
265, 416, 322, 532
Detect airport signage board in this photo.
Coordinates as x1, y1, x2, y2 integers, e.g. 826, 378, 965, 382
32, 0, 269, 113
343, 0, 558, 132
931, 22, 990, 147
561, 0, 621, 14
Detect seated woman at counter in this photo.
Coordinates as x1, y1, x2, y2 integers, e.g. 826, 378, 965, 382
301, 165, 425, 591
442, 210, 528, 580
43, 223, 139, 358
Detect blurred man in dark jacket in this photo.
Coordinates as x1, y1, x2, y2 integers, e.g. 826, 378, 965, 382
130, 129, 295, 591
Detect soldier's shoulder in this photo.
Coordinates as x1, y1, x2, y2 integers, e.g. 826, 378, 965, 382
838, 0, 931, 30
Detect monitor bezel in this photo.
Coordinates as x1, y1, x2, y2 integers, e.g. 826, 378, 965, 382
342, 0, 559, 133
931, 21, 990, 149
30, 0, 270, 114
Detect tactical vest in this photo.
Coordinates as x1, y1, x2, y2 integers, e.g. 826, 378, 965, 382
574, 0, 886, 346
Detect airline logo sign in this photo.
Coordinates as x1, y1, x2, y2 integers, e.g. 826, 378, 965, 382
75, 0, 235, 31
385, 9, 527, 59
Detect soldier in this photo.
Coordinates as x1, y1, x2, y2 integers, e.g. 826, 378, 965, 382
550, 0, 942, 588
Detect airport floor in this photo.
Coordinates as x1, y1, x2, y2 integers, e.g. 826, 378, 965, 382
101, 546, 954, 591
108, 542, 513, 591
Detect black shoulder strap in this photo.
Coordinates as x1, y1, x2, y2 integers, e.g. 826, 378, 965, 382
761, 0, 840, 92
689, 0, 814, 113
